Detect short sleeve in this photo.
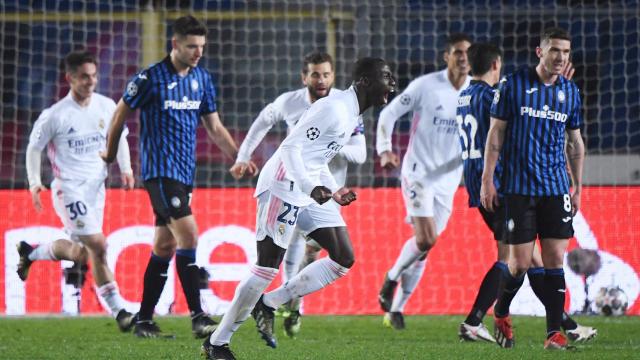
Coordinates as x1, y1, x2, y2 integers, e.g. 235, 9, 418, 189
490, 77, 512, 121
200, 71, 218, 116
122, 70, 153, 110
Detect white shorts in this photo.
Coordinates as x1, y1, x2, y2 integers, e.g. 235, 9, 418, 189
51, 178, 105, 240
296, 200, 346, 237
255, 191, 306, 249
401, 176, 454, 235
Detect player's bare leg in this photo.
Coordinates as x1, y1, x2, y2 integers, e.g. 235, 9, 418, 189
527, 244, 597, 342
79, 233, 134, 332
379, 217, 434, 316
16, 239, 88, 281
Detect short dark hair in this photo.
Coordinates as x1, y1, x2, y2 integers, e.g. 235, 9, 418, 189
445, 33, 473, 52
173, 15, 208, 37
468, 43, 502, 76
352, 57, 386, 82
64, 50, 97, 73
540, 27, 571, 45
302, 51, 334, 74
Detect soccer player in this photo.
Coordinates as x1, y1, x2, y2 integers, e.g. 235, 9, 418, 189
229, 51, 366, 338
202, 57, 395, 360
481, 27, 586, 350
457, 43, 596, 343
21, 50, 135, 330
102, 15, 243, 338
376, 33, 472, 329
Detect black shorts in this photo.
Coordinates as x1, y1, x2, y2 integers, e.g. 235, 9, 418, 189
478, 204, 506, 242
143, 177, 193, 226
503, 194, 574, 245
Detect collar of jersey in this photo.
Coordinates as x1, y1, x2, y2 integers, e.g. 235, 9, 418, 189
163, 55, 195, 77
528, 66, 566, 87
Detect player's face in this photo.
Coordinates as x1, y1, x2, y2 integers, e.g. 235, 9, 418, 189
67, 62, 97, 101
444, 41, 471, 76
302, 62, 334, 102
369, 64, 396, 107
173, 35, 206, 68
537, 38, 571, 76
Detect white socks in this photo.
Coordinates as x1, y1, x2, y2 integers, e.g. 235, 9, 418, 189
390, 259, 426, 312
262, 257, 349, 310
387, 237, 425, 281
282, 230, 306, 283
97, 282, 125, 316
209, 265, 278, 346
29, 242, 56, 261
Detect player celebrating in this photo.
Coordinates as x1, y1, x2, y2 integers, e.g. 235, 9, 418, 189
376, 33, 472, 329
202, 57, 395, 360
481, 27, 586, 350
21, 50, 135, 330
457, 43, 595, 343
102, 15, 242, 338
229, 52, 366, 339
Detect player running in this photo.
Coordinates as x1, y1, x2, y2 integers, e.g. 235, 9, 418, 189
22, 50, 135, 331
202, 57, 395, 360
229, 52, 366, 339
376, 33, 472, 329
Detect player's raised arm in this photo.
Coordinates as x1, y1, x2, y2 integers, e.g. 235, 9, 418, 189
101, 99, 132, 164
480, 117, 507, 212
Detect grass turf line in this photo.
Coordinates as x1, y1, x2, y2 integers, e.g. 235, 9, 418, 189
1, 315, 638, 359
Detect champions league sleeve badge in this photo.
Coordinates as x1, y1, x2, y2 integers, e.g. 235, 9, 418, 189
126, 82, 138, 97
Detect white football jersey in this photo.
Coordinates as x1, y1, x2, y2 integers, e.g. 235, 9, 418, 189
239, 87, 365, 189
28, 92, 125, 181
255, 86, 361, 207
236, 88, 312, 163
376, 69, 470, 194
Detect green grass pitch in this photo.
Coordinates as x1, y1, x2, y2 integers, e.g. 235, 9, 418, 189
1, 315, 638, 359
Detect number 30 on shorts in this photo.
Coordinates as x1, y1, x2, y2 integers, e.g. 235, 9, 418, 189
65, 201, 87, 220
563, 194, 572, 213
277, 202, 299, 225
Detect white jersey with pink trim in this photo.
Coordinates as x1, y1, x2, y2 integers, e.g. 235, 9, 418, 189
27, 92, 125, 181
376, 69, 470, 194
255, 86, 361, 207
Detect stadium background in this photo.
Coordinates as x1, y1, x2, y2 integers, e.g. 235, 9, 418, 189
0, 1, 638, 316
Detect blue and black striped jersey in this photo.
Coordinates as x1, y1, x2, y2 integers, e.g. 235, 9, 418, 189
457, 80, 502, 207
122, 56, 218, 185
490, 66, 583, 196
